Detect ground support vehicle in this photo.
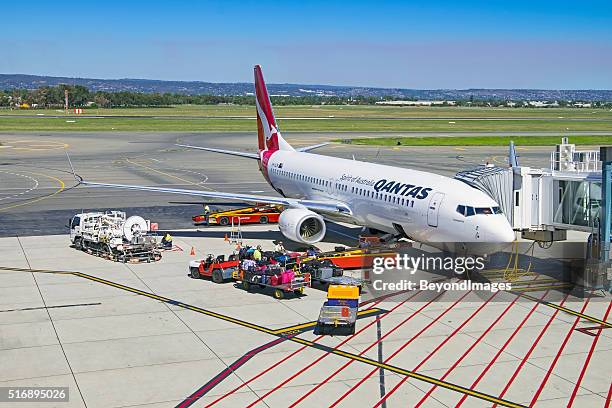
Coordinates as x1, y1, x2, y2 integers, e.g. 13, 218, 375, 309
189, 254, 239, 283
232, 268, 311, 299
302, 247, 397, 270
315, 285, 360, 336
69, 211, 161, 263
300, 259, 364, 290
193, 204, 282, 226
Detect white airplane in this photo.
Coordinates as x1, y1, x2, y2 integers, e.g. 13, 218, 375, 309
78, 65, 515, 248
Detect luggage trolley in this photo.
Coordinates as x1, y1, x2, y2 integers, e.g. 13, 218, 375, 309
315, 285, 360, 336
233, 267, 311, 299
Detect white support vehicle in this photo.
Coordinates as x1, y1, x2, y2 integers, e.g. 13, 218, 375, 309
69, 211, 161, 262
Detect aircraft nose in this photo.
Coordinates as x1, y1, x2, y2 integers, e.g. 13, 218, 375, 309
491, 217, 515, 243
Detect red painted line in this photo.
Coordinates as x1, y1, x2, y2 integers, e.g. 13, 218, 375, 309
206, 290, 420, 407
413, 293, 521, 408
177, 337, 288, 408
454, 290, 550, 407
604, 381, 612, 408
326, 290, 473, 408
359, 287, 415, 307
372, 290, 501, 408
246, 290, 438, 408
492, 292, 571, 408
576, 325, 611, 337
202, 336, 321, 408
290, 292, 469, 407
528, 296, 592, 407
567, 300, 612, 407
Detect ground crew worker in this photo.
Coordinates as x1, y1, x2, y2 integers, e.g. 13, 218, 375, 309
203, 205, 211, 225
253, 245, 262, 261
274, 240, 285, 253
161, 232, 173, 249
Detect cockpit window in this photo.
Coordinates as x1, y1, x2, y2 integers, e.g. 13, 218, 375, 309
457, 205, 502, 216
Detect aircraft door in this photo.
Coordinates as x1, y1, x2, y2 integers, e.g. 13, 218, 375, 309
328, 178, 336, 196
427, 192, 445, 227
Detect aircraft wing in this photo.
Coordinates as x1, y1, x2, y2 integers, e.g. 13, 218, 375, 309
80, 180, 353, 216
176, 144, 260, 159
176, 142, 329, 158
296, 142, 329, 152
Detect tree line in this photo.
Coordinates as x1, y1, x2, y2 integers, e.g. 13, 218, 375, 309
1, 84, 610, 109
0, 84, 388, 108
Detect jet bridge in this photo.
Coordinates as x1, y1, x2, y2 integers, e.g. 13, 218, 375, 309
456, 138, 607, 237
455, 138, 612, 290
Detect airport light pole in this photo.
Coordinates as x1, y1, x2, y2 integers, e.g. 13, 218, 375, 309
600, 146, 612, 263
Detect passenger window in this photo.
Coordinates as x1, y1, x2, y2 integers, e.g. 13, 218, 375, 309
456, 205, 465, 216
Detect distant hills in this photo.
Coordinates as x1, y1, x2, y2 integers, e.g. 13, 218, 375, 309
1, 74, 611, 101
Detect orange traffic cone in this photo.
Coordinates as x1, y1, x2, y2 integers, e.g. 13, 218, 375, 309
190, 246, 196, 256
224, 234, 229, 242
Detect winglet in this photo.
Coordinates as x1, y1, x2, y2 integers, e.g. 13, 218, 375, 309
509, 141, 519, 168
65, 151, 83, 183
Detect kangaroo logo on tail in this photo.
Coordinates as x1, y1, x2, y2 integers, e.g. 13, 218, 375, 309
254, 65, 294, 153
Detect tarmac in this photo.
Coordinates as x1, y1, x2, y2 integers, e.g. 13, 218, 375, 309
0, 132, 611, 407
1, 229, 611, 408
0, 131, 553, 237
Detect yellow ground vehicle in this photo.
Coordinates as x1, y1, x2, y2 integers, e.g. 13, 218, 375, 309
315, 285, 360, 335
193, 204, 282, 226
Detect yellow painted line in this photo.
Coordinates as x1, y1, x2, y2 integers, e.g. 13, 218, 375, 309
309, 347, 525, 408
510, 279, 563, 286
70, 271, 277, 334
125, 158, 213, 191
0, 265, 525, 407
519, 292, 612, 328
0, 266, 72, 274
512, 283, 574, 292
3, 139, 69, 151
273, 308, 383, 334
0, 172, 65, 212
491, 155, 508, 165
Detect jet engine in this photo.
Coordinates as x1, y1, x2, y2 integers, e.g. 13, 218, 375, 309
278, 208, 326, 244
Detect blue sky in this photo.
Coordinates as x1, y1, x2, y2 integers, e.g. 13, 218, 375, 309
2, 1, 611, 89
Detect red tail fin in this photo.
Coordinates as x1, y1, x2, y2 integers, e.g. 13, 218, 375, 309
255, 65, 293, 153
